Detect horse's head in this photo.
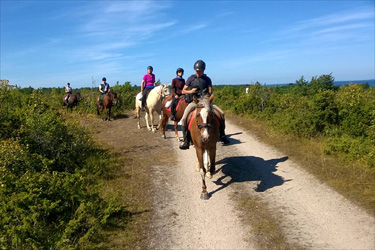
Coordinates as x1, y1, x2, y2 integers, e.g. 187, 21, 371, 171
76, 93, 82, 101
161, 84, 171, 97
111, 92, 118, 105
195, 94, 215, 143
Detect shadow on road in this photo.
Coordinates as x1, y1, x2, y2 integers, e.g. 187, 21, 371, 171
210, 156, 290, 197
114, 114, 129, 119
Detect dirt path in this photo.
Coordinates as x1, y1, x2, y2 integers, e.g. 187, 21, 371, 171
148, 119, 375, 249
88, 113, 374, 249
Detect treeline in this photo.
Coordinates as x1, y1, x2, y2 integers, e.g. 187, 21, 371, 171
0, 81, 124, 248
213, 74, 375, 167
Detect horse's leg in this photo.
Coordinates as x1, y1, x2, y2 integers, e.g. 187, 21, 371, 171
136, 107, 141, 129
150, 110, 157, 133
204, 150, 213, 179
145, 112, 151, 130
208, 147, 216, 178
108, 107, 111, 121
159, 114, 167, 139
174, 121, 179, 141
195, 148, 208, 199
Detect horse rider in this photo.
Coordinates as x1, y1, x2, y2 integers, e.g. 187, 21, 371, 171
170, 68, 185, 121
179, 60, 229, 150
65, 82, 72, 102
98, 77, 110, 107
141, 66, 156, 111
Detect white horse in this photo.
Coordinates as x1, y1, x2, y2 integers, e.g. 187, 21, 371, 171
135, 84, 170, 132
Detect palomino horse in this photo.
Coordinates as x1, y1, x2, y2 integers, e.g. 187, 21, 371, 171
135, 84, 170, 132
62, 93, 81, 112
159, 96, 189, 140
189, 95, 220, 200
96, 92, 118, 121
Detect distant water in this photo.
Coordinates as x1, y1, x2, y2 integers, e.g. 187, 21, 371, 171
334, 79, 375, 87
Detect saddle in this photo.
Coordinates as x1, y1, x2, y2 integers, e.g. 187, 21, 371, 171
166, 97, 183, 112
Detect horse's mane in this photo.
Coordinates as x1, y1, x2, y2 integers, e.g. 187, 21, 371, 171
197, 95, 212, 111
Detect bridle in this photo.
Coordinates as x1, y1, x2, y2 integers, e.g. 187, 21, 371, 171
195, 105, 214, 131
155, 85, 169, 99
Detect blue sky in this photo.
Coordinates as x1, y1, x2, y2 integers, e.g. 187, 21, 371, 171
1, 0, 374, 88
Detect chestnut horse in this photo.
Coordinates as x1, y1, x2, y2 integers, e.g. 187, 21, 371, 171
96, 92, 118, 121
62, 93, 81, 112
159, 96, 189, 140
189, 95, 220, 200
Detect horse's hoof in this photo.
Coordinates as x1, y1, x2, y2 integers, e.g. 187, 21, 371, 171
200, 192, 209, 200
138, 126, 141, 129
206, 172, 212, 179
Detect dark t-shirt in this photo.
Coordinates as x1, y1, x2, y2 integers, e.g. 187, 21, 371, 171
185, 74, 212, 95
171, 77, 185, 96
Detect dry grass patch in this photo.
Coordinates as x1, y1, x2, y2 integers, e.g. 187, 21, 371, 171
76, 112, 175, 249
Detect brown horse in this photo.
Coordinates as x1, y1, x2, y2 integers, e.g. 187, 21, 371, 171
96, 92, 118, 121
159, 95, 189, 140
189, 95, 220, 200
62, 93, 81, 112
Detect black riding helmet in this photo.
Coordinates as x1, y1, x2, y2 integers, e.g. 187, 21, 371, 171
102, 77, 106, 81
194, 60, 206, 71
147, 66, 153, 71
67, 82, 70, 85
176, 68, 184, 75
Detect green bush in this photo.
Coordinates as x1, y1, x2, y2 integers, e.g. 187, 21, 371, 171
213, 74, 375, 167
0, 85, 123, 248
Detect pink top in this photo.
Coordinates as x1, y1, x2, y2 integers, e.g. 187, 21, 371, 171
143, 74, 155, 88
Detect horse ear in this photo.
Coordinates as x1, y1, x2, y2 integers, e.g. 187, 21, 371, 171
193, 95, 199, 104
208, 94, 214, 103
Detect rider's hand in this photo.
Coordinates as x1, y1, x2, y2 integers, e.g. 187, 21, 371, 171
175, 95, 179, 99
191, 88, 197, 93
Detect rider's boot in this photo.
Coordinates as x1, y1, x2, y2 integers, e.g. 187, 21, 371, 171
219, 122, 230, 144
170, 109, 176, 121
179, 126, 190, 150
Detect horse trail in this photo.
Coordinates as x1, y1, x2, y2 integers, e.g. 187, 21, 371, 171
148, 119, 375, 249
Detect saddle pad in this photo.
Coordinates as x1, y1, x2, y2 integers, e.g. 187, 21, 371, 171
166, 98, 182, 112
165, 100, 172, 108
136, 92, 143, 101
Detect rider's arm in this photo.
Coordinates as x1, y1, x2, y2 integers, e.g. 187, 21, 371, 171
208, 86, 212, 95
141, 79, 145, 92
182, 85, 197, 94
99, 85, 103, 93
171, 79, 176, 96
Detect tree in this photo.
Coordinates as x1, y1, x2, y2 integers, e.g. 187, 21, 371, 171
310, 73, 338, 92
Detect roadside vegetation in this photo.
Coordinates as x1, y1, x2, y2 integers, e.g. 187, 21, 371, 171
0, 80, 138, 248
213, 74, 375, 213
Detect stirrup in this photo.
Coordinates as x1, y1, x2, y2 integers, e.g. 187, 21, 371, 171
179, 141, 190, 150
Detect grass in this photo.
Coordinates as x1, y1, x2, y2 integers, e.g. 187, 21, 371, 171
62, 111, 172, 249
226, 112, 375, 215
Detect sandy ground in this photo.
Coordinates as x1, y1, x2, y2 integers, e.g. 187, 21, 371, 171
147, 119, 375, 249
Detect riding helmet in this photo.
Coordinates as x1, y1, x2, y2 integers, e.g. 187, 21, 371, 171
194, 60, 206, 71
67, 82, 70, 85
176, 68, 184, 74
102, 77, 106, 81
147, 66, 153, 71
